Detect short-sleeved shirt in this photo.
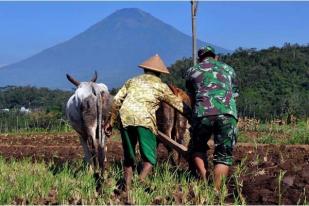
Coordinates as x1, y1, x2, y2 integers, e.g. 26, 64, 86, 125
110, 73, 189, 135
185, 57, 238, 119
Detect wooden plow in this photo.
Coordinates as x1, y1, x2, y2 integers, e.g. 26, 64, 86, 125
157, 131, 188, 158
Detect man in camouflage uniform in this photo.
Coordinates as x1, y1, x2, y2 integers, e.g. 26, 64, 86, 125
105, 54, 191, 192
185, 46, 238, 191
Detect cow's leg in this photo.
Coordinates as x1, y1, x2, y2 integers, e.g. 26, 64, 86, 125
174, 113, 188, 165
100, 121, 108, 163
89, 126, 106, 177
79, 135, 91, 165
170, 128, 178, 166
97, 139, 105, 176
79, 125, 96, 174
88, 126, 99, 173
104, 145, 108, 163
159, 103, 175, 158
86, 126, 105, 193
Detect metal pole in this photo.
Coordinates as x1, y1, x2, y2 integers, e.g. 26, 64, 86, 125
191, 0, 198, 65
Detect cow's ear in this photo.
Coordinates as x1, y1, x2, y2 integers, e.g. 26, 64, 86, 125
66, 74, 80, 86
90, 71, 98, 82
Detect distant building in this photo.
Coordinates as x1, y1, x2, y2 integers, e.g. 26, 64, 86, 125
20, 107, 31, 114
0, 108, 10, 112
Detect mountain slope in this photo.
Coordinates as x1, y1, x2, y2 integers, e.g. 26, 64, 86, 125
0, 8, 230, 89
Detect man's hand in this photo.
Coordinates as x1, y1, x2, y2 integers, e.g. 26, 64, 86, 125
104, 122, 113, 137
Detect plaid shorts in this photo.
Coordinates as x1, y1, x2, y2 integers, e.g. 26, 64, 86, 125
188, 115, 238, 166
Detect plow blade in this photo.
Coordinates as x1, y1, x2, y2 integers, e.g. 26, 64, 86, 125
157, 131, 188, 157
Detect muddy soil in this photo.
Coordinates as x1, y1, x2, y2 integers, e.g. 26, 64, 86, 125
0, 133, 308, 204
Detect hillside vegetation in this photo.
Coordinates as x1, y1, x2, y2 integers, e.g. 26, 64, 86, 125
163, 44, 309, 120
0, 86, 72, 112
0, 86, 72, 132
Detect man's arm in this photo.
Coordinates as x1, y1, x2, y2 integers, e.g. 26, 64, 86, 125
109, 81, 129, 126
104, 82, 129, 136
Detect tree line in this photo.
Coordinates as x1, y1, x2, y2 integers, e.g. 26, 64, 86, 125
162, 43, 309, 120
0, 86, 72, 115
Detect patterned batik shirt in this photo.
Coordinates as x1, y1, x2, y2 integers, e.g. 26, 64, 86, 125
185, 57, 238, 120
110, 73, 189, 135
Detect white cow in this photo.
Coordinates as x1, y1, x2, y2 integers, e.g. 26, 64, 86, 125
66, 72, 112, 176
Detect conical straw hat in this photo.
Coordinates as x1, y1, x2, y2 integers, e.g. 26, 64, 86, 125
138, 54, 170, 74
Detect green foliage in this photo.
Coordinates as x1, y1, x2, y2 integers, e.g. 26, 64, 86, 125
0, 86, 72, 115
162, 44, 309, 120
0, 111, 72, 133
110, 88, 120, 95
0, 86, 73, 133
161, 57, 193, 90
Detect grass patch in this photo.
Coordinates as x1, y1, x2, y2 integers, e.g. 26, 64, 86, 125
256, 135, 277, 144
238, 120, 309, 144
285, 126, 309, 144
0, 157, 242, 205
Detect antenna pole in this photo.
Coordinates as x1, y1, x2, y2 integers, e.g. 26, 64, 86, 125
191, 0, 198, 65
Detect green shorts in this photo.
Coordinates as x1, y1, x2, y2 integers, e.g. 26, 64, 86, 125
189, 115, 238, 166
120, 126, 157, 166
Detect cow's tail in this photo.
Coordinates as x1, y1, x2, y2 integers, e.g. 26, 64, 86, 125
93, 85, 105, 174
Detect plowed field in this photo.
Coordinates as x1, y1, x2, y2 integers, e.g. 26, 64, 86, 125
0, 133, 308, 204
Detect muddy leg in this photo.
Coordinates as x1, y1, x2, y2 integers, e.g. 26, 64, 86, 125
124, 166, 133, 192
214, 164, 229, 192
139, 162, 153, 182
193, 152, 208, 181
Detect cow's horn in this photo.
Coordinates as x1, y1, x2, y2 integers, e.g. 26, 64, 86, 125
90, 71, 98, 82
66, 74, 80, 86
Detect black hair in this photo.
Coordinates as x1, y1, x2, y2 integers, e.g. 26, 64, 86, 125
198, 51, 216, 62
144, 69, 161, 77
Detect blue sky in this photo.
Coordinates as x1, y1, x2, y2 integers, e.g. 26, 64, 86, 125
0, 1, 308, 66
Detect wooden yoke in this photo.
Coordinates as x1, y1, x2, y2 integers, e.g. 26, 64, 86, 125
157, 131, 188, 158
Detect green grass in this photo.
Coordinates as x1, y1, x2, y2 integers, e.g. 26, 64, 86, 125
0, 111, 72, 134
284, 122, 309, 144
238, 120, 309, 144
0, 157, 242, 205
0, 158, 101, 204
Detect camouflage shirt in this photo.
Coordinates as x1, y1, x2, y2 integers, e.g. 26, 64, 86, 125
110, 74, 189, 135
185, 57, 238, 119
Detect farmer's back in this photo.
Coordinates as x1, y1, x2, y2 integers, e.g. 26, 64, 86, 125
118, 73, 173, 133
186, 57, 238, 119
185, 46, 238, 192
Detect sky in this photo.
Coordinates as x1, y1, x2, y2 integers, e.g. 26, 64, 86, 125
0, 1, 309, 66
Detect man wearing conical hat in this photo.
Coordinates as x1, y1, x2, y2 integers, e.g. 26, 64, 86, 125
104, 54, 191, 192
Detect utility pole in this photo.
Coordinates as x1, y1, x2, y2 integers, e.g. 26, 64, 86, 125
191, 0, 198, 65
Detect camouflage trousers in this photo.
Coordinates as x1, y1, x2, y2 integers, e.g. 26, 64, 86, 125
188, 114, 238, 166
